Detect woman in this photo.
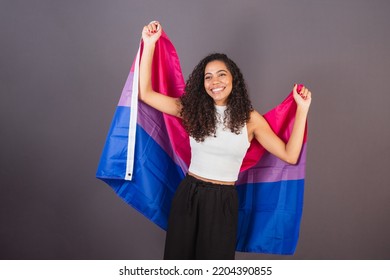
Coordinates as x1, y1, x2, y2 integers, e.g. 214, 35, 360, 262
140, 21, 312, 260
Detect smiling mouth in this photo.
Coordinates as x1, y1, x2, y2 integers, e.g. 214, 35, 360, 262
211, 87, 225, 93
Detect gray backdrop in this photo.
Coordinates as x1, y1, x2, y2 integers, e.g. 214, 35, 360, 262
1, 0, 389, 260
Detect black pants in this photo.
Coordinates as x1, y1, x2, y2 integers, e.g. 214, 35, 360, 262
163, 174, 238, 260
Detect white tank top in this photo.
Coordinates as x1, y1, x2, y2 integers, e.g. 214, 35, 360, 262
188, 105, 250, 182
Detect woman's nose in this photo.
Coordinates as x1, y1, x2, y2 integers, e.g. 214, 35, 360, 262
212, 77, 220, 84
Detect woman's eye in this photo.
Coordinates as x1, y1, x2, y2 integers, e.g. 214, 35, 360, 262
205, 76, 211, 80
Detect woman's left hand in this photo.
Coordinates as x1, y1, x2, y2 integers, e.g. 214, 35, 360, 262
293, 84, 312, 110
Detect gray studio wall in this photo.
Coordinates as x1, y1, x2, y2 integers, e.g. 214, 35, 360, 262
1, 0, 389, 259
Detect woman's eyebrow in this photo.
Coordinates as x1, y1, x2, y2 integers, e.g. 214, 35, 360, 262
205, 69, 228, 76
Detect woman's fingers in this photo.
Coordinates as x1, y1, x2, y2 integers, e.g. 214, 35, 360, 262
293, 84, 312, 101
299, 87, 306, 98
299, 87, 311, 100
293, 84, 312, 108
146, 21, 160, 33
293, 83, 298, 94
142, 21, 162, 42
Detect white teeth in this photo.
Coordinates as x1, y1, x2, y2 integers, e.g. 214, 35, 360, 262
211, 87, 224, 93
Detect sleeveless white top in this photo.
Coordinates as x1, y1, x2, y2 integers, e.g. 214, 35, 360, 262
188, 105, 250, 182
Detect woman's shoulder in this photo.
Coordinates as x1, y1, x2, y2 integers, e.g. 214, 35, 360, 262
247, 110, 267, 129
248, 110, 265, 122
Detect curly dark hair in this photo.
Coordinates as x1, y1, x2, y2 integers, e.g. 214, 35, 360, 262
180, 53, 253, 142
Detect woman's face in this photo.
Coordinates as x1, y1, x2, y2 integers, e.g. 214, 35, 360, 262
204, 60, 233, 106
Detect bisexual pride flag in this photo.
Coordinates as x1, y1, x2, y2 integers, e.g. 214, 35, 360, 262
96, 31, 307, 255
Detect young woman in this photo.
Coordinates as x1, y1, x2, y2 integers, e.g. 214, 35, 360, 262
140, 21, 312, 260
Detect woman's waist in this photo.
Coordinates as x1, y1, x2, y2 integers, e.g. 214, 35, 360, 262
187, 172, 235, 186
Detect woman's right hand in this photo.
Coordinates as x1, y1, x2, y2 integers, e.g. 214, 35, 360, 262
142, 21, 162, 45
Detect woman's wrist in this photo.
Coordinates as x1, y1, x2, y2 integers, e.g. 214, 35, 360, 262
296, 105, 309, 116
143, 41, 156, 52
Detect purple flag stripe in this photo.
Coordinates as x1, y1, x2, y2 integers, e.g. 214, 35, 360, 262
237, 144, 306, 184
137, 102, 188, 173
117, 72, 134, 107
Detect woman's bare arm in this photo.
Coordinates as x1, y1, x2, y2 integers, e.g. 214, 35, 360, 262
250, 84, 311, 164
139, 21, 182, 117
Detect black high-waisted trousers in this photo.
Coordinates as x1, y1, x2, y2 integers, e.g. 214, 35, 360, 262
163, 174, 238, 260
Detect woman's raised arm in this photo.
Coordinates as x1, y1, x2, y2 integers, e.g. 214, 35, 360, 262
250, 84, 311, 164
139, 21, 182, 117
